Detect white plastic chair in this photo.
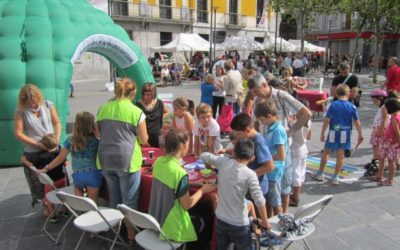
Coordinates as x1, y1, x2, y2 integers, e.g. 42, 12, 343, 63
31, 167, 75, 244
267, 195, 333, 250
56, 191, 127, 250
118, 204, 183, 250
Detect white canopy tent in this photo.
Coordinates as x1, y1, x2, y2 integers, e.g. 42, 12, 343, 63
150, 33, 210, 52
216, 36, 264, 51
288, 39, 326, 52
263, 37, 297, 52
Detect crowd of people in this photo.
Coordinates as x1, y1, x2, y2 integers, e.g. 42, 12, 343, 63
14, 53, 400, 249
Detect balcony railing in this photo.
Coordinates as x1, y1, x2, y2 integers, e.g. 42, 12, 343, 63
111, 1, 194, 24
225, 13, 247, 27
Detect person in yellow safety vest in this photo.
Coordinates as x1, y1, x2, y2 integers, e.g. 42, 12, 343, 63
149, 128, 217, 242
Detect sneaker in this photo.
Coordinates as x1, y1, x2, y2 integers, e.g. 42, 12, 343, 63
311, 171, 324, 181
49, 215, 60, 224
331, 175, 340, 185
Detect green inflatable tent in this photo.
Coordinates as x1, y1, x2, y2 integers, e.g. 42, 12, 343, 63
0, 0, 155, 166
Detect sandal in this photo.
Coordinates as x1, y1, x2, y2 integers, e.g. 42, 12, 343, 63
289, 197, 299, 207
368, 176, 382, 182
378, 179, 393, 186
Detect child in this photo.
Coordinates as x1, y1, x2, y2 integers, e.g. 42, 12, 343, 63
200, 74, 216, 106
228, 113, 274, 196
242, 91, 255, 116
226, 131, 237, 150
377, 98, 400, 186
289, 116, 311, 207
366, 89, 388, 179
172, 97, 194, 154
193, 103, 222, 157
200, 139, 270, 249
311, 84, 363, 185
255, 100, 287, 216
38, 112, 103, 203
148, 128, 216, 243
22, 134, 66, 219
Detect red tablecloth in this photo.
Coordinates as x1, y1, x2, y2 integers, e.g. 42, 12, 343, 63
296, 90, 328, 112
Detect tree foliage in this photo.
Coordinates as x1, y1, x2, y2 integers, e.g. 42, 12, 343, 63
271, 0, 400, 82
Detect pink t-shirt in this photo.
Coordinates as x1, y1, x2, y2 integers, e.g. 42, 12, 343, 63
384, 114, 400, 142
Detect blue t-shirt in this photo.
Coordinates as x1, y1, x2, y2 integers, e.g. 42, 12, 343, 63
264, 121, 287, 181
63, 136, 99, 173
326, 100, 358, 144
248, 133, 273, 194
200, 83, 215, 106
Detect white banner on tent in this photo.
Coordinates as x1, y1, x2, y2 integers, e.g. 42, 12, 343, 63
71, 34, 138, 69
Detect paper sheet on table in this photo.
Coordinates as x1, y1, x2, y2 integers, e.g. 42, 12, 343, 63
184, 159, 206, 171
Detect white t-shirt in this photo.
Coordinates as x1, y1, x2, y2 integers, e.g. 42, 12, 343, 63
293, 58, 304, 69
290, 119, 311, 157
161, 68, 169, 77
213, 75, 226, 97
193, 118, 222, 154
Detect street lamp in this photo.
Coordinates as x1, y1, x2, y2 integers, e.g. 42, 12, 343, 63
274, 1, 279, 53
209, 0, 214, 65
213, 6, 219, 62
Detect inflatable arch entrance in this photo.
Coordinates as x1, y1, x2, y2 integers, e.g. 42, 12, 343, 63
0, 0, 154, 166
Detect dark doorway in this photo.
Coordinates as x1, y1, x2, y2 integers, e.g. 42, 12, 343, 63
279, 14, 297, 40
199, 34, 209, 41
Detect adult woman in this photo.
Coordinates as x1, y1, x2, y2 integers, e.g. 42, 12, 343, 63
14, 84, 61, 206
281, 67, 307, 98
212, 65, 226, 118
200, 74, 215, 106
97, 78, 148, 241
136, 83, 169, 147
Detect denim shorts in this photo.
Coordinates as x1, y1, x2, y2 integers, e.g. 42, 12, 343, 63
216, 218, 253, 250
265, 181, 282, 207
103, 170, 141, 209
281, 163, 293, 195
72, 169, 103, 189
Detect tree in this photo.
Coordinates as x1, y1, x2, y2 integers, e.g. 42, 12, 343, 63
335, 0, 400, 83
269, 0, 335, 54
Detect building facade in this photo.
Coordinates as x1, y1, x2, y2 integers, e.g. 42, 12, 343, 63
110, 0, 279, 59
308, 14, 400, 66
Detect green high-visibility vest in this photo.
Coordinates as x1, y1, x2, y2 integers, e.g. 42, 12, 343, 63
152, 156, 197, 242
96, 98, 143, 173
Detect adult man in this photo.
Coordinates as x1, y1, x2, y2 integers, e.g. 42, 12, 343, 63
283, 53, 292, 68
247, 74, 312, 133
292, 55, 304, 77
223, 59, 244, 114
383, 57, 400, 93
331, 62, 360, 106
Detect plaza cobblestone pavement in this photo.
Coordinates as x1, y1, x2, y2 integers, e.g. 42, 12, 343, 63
1, 70, 398, 250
